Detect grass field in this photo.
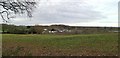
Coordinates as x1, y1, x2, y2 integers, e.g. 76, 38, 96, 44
2, 33, 118, 56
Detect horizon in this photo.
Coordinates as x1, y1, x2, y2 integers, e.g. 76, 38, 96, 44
1, 23, 119, 27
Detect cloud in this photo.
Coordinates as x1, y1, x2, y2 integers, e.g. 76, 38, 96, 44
10, 0, 105, 24
1, 0, 118, 27
31, 0, 105, 23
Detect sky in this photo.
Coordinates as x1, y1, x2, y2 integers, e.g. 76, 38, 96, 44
0, 0, 119, 27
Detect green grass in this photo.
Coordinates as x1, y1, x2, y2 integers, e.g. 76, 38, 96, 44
2, 33, 118, 56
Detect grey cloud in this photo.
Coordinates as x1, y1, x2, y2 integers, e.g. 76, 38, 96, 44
12, 0, 106, 25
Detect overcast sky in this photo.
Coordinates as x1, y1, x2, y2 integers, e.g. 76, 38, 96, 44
0, 0, 119, 27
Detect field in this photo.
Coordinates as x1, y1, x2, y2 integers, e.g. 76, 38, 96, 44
2, 33, 118, 56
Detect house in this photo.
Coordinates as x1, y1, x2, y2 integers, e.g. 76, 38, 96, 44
49, 29, 57, 33
42, 29, 48, 34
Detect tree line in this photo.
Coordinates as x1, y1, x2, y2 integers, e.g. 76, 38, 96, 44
1, 24, 119, 34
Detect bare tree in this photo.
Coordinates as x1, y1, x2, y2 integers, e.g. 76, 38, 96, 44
0, 0, 37, 22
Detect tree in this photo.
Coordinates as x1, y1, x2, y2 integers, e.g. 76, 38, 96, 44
0, 0, 37, 22
34, 25, 44, 34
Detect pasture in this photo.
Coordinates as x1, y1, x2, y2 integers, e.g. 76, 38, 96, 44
2, 33, 118, 56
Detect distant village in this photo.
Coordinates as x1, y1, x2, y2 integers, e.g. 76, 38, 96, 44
0, 24, 119, 34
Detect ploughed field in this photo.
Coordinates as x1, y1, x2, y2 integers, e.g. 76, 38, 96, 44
2, 33, 118, 56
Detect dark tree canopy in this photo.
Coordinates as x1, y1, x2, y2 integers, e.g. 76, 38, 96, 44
0, 0, 37, 22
